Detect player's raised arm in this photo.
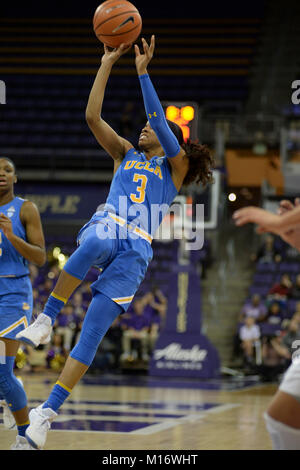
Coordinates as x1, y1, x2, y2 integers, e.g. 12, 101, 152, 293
135, 36, 188, 185
85, 44, 134, 163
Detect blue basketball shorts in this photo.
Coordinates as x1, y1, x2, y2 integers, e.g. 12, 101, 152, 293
0, 275, 33, 339
76, 212, 153, 311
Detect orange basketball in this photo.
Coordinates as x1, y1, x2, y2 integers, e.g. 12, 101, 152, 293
93, 0, 142, 48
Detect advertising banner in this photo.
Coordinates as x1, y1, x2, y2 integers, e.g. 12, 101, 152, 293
149, 267, 220, 378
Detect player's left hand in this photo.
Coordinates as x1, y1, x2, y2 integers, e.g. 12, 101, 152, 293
233, 206, 282, 234
0, 213, 14, 239
134, 35, 155, 75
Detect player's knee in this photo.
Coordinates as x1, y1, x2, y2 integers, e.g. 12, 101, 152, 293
0, 367, 27, 412
70, 293, 122, 367
80, 234, 104, 259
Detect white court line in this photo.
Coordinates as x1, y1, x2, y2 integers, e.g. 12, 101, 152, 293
130, 403, 240, 435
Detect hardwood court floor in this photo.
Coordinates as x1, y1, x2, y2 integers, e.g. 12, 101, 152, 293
0, 372, 276, 450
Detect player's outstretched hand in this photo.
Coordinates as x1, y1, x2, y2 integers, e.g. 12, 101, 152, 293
134, 35, 155, 76
233, 206, 282, 234
101, 43, 132, 66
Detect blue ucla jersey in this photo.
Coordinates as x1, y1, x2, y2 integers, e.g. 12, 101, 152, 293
103, 148, 178, 236
0, 196, 29, 278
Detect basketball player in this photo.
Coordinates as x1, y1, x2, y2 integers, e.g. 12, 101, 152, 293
17, 36, 214, 449
233, 199, 300, 449
0, 157, 46, 449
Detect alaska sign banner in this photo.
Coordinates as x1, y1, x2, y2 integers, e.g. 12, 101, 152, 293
149, 266, 220, 378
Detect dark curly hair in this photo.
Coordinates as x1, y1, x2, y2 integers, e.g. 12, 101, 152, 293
166, 120, 214, 187
182, 140, 214, 187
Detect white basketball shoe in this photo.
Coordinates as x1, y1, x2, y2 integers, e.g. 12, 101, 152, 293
16, 313, 52, 347
10, 435, 36, 450
25, 404, 57, 449
0, 399, 16, 429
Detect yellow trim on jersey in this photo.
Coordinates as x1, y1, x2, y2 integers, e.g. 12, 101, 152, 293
112, 296, 134, 305
133, 226, 153, 244
56, 380, 72, 393
108, 213, 126, 227
0, 316, 28, 337
108, 214, 153, 244
51, 292, 68, 303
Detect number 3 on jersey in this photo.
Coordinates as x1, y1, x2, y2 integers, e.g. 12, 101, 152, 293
130, 173, 148, 204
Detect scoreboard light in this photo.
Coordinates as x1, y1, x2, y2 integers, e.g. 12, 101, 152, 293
164, 101, 199, 142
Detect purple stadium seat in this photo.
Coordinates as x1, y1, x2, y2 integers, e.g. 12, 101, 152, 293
256, 262, 277, 273
249, 285, 270, 296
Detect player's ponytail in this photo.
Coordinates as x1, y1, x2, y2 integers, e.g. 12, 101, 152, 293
182, 140, 214, 187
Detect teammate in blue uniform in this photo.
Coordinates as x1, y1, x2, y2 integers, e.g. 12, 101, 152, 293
0, 157, 46, 449
18, 36, 214, 449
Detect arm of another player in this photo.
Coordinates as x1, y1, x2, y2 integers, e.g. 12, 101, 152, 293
85, 44, 134, 164
233, 200, 300, 251
233, 206, 283, 234
275, 198, 300, 250
0, 201, 46, 267
135, 36, 188, 188
234, 201, 300, 232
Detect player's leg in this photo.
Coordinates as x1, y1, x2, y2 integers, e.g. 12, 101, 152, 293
0, 338, 35, 449
264, 360, 300, 449
17, 223, 117, 347
121, 329, 134, 360
138, 331, 150, 361
25, 292, 122, 449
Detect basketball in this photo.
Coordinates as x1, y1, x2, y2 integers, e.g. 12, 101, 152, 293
93, 0, 142, 48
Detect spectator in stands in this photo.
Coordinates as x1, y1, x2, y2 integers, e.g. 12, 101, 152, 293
38, 278, 54, 304
268, 273, 293, 300
55, 303, 77, 352
143, 288, 168, 352
26, 344, 48, 373
71, 291, 87, 317
29, 263, 40, 289
91, 317, 123, 372
284, 244, 300, 261
47, 263, 60, 283
78, 281, 92, 304
46, 333, 67, 372
291, 274, 300, 299
240, 294, 267, 322
281, 318, 300, 352
265, 302, 285, 328
32, 288, 43, 317
69, 291, 87, 348
251, 235, 282, 264
292, 310, 300, 325
258, 335, 290, 382
121, 297, 151, 362
239, 316, 261, 366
